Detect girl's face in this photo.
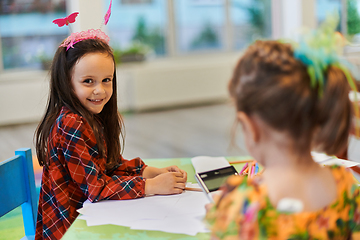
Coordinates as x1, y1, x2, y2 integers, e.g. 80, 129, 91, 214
71, 52, 114, 114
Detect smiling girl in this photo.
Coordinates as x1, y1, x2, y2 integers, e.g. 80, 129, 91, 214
34, 33, 187, 240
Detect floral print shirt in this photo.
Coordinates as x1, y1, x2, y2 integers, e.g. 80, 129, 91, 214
205, 165, 360, 240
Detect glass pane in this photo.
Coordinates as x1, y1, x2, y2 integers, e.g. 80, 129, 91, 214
347, 0, 360, 42
231, 0, 272, 50
316, 0, 341, 26
174, 0, 225, 53
0, 0, 68, 70
106, 0, 167, 59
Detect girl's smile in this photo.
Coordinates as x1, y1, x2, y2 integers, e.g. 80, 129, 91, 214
71, 52, 114, 114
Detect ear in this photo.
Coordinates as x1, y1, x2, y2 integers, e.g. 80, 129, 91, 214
237, 111, 260, 144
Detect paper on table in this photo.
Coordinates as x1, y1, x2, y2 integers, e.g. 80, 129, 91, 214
191, 156, 230, 173
77, 190, 210, 236
320, 158, 360, 168
130, 216, 209, 236
311, 151, 360, 167
311, 151, 334, 163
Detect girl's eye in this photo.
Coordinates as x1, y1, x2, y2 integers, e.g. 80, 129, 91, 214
103, 78, 112, 83
83, 79, 93, 84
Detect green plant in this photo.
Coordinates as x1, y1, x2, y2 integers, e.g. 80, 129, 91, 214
35, 51, 53, 70
233, 0, 271, 37
191, 22, 219, 49
113, 41, 152, 64
347, 0, 360, 36
132, 16, 166, 55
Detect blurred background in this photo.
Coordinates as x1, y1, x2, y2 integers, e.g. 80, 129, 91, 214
1, 0, 360, 161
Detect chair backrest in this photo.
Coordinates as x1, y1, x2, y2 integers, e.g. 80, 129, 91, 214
0, 148, 37, 238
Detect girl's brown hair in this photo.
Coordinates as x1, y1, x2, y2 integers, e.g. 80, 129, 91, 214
229, 40, 351, 155
35, 38, 124, 170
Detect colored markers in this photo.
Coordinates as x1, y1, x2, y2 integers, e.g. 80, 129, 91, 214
238, 161, 261, 178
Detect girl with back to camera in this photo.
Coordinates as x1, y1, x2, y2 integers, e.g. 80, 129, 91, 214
34, 9, 187, 240
206, 20, 360, 239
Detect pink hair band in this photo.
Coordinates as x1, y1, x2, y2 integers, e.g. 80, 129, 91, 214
59, 29, 110, 51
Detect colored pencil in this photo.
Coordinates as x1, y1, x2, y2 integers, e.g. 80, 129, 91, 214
255, 163, 259, 175
229, 159, 255, 164
184, 187, 203, 192
239, 163, 249, 174
250, 163, 255, 177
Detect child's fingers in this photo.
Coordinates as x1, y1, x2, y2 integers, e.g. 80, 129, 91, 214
166, 165, 180, 172
179, 169, 187, 180
171, 187, 184, 194
175, 182, 186, 190
173, 172, 187, 182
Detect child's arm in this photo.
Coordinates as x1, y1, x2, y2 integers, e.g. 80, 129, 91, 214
59, 114, 146, 201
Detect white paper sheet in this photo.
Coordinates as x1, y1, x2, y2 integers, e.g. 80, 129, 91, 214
191, 156, 230, 173
77, 190, 210, 236
319, 158, 360, 168
311, 151, 334, 163
311, 151, 360, 167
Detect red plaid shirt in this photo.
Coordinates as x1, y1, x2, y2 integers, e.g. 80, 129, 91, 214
35, 106, 147, 240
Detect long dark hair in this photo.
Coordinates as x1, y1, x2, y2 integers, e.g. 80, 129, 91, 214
35, 39, 124, 170
229, 40, 351, 156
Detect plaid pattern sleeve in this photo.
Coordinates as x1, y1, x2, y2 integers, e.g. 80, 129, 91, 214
110, 155, 147, 177
35, 107, 146, 240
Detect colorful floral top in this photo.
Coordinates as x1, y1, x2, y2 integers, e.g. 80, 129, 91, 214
205, 166, 360, 240
35, 106, 147, 240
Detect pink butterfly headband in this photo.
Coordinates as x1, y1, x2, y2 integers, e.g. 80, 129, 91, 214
53, 0, 112, 51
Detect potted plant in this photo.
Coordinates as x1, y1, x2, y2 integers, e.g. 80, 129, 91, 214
36, 51, 53, 70
113, 41, 152, 64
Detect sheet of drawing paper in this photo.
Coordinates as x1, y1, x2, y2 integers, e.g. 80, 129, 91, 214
77, 190, 210, 235
311, 151, 360, 167
320, 158, 360, 168
311, 151, 334, 163
191, 156, 230, 173
129, 216, 209, 236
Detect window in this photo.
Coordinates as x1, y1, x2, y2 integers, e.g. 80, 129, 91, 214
316, 0, 360, 42
106, 0, 167, 56
0, 0, 68, 70
346, 0, 360, 42
0, 0, 272, 71
174, 0, 225, 53
231, 0, 272, 50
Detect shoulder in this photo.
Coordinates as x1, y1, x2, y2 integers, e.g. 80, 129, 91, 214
55, 106, 94, 139
329, 165, 359, 197
57, 106, 84, 127
329, 165, 357, 185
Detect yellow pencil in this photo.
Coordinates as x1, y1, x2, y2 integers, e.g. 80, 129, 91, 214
229, 159, 255, 164
184, 187, 203, 192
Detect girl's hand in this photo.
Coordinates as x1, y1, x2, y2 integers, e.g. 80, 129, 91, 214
143, 166, 187, 182
164, 165, 187, 182
145, 172, 186, 195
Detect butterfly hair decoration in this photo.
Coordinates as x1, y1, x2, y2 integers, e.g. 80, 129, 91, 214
53, 0, 113, 51
52, 12, 79, 27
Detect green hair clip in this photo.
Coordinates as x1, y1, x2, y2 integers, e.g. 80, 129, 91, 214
292, 14, 360, 138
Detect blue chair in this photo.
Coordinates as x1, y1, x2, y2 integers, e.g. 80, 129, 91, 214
0, 148, 37, 240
